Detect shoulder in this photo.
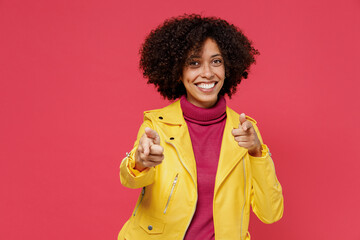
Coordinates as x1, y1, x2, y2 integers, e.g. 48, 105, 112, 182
143, 100, 184, 124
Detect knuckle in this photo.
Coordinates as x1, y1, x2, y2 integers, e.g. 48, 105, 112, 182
141, 155, 148, 162
144, 161, 152, 168
137, 147, 142, 154
141, 141, 147, 148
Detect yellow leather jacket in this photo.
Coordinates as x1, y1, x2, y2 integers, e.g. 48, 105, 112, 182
118, 100, 283, 240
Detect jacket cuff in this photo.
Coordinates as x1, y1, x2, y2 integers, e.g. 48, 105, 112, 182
248, 144, 271, 161
125, 149, 152, 177
120, 148, 156, 189
249, 144, 279, 188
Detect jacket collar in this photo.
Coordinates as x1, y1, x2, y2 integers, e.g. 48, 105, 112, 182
152, 100, 185, 125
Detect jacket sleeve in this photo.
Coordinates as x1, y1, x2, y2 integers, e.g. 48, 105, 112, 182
119, 116, 156, 189
249, 123, 284, 224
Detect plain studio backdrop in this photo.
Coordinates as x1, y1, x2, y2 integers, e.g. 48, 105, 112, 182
1, 0, 359, 239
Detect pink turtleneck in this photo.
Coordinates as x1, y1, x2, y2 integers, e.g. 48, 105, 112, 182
180, 95, 227, 240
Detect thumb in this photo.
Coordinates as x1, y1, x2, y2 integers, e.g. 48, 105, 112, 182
142, 139, 150, 156
144, 127, 160, 145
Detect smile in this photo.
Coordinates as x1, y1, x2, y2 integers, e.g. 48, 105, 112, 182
196, 82, 216, 89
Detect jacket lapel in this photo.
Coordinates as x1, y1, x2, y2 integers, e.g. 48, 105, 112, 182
155, 100, 197, 184
214, 107, 247, 195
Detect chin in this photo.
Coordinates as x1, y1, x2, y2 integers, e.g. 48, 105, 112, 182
198, 96, 218, 107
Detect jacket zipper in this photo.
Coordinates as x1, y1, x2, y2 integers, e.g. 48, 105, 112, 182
165, 140, 198, 239
164, 173, 179, 214
240, 157, 246, 240
133, 187, 145, 216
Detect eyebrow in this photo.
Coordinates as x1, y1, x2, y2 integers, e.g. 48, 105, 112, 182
188, 54, 222, 59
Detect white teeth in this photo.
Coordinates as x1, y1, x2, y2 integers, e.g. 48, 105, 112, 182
197, 82, 215, 89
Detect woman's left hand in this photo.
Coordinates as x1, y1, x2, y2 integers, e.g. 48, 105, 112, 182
231, 113, 262, 157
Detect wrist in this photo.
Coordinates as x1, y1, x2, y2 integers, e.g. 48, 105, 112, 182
134, 150, 147, 172
134, 162, 147, 172
248, 145, 263, 157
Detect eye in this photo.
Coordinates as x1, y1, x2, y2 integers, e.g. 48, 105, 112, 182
212, 58, 223, 66
189, 61, 199, 65
187, 60, 200, 67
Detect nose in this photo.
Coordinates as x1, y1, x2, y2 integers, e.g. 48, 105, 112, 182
200, 63, 214, 79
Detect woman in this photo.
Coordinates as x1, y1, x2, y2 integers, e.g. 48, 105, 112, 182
118, 14, 283, 240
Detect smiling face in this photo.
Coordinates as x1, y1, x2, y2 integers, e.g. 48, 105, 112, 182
181, 38, 225, 108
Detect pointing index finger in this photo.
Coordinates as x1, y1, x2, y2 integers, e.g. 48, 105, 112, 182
239, 113, 247, 125
145, 127, 160, 145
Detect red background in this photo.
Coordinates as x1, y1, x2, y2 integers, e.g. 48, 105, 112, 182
1, 0, 360, 239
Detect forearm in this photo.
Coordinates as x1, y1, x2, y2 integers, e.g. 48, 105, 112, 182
250, 145, 284, 223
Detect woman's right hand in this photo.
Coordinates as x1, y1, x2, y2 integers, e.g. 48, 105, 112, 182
135, 127, 164, 171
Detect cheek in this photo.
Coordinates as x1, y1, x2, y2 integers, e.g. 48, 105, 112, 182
217, 71, 226, 83
214, 65, 225, 79
220, 67, 226, 78
183, 67, 201, 80
185, 74, 198, 84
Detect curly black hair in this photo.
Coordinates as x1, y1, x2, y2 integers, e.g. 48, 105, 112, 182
139, 14, 259, 100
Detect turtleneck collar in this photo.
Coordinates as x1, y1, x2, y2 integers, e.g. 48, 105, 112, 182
180, 95, 226, 125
